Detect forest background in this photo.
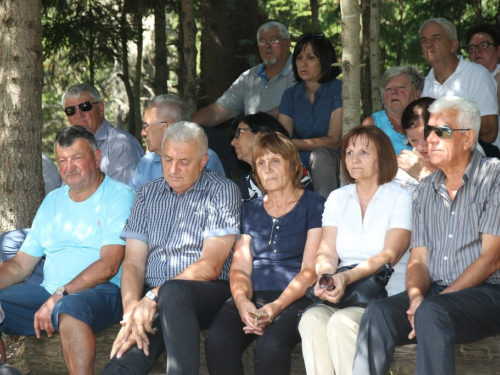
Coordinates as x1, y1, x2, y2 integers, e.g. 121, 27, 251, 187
1, 0, 499, 232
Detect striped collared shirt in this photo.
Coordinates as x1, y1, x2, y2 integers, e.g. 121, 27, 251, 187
411, 149, 500, 286
121, 170, 242, 287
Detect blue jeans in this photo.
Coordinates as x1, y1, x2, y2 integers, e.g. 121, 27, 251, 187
0, 283, 122, 337
352, 283, 500, 375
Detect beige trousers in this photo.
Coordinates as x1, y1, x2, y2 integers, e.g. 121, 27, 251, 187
298, 304, 365, 375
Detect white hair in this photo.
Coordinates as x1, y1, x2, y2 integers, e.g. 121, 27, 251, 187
419, 18, 457, 41
61, 83, 101, 107
147, 94, 190, 123
257, 21, 290, 42
161, 121, 208, 157
379, 65, 425, 99
429, 96, 480, 150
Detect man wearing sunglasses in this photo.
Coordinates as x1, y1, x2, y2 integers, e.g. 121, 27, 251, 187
353, 96, 500, 375
62, 83, 144, 184
419, 18, 499, 158
128, 95, 225, 192
191, 21, 294, 177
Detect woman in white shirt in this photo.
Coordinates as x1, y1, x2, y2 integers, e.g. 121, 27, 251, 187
298, 125, 412, 375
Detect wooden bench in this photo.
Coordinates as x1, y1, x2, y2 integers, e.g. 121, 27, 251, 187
23, 325, 500, 374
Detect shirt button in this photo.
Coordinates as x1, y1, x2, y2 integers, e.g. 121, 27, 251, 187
274, 250, 276, 252
168, 256, 171, 260
444, 256, 448, 260
448, 234, 452, 238
276, 226, 280, 229
273, 241, 276, 244
451, 211, 455, 215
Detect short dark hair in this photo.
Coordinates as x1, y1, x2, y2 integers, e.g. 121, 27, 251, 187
402, 97, 436, 132
292, 33, 340, 83
54, 125, 99, 152
341, 126, 397, 185
252, 132, 303, 193
231, 112, 289, 137
465, 23, 500, 46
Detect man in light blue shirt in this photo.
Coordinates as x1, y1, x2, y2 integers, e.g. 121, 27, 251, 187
128, 95, 225, 191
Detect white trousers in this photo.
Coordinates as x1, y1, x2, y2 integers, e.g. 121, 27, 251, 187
298, 304, 365, 375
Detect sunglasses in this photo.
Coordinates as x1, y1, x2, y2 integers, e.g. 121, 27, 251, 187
319, 273, 335, 291
64, 101, 100, 117
234, 128, 253, 139
142, 121, 169, 130
424, 124, 471, 140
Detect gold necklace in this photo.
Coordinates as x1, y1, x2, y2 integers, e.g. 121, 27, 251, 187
268, 188, 298, 245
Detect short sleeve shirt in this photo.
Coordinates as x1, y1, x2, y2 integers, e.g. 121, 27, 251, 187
242, 190, 325, 291
323, 182, 412, 296
411, 149, 500, 285
216, 54, 295, 116
122, 170, 242, 287
21, 176, 134, 293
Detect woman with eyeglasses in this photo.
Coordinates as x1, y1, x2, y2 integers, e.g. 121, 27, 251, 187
278, 33, 342, 199
395, 97, 438, 190
362, 65, 424, 156
205, 132, 325, 375
298, 126, 411, 375
230, 112, 312, 203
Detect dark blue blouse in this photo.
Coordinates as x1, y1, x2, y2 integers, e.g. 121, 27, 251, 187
241, 189, 325, 291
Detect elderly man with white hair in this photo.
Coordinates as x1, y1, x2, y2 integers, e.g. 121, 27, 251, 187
352, 96, 500, 375
103, 122, 242, 375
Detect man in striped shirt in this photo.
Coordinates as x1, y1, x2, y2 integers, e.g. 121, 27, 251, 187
103, 122, 241, 375
353, 96, 500, 375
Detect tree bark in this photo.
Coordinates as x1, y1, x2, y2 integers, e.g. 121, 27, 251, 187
153, 0, 169, 96
369, 0, 382, 113
310, 0, 320, 30
181, 0, 198, 114
360, 0, 371, 117
120, 0, 135, 137
0, 0, 44, 231
395, 0, 404, 66
133, 4, 143, 139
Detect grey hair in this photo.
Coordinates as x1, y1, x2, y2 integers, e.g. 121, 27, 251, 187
54, 125, 99, 153
379, 65, 424, 99
161, 121, 208, 157
61, 83, 102, 107
257, 21, 290, 42
419, 18, 457, 41
429, 96, 480, 150
147, 94, 190, 123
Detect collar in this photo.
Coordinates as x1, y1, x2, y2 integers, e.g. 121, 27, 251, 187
161, 168, 209, 195
427, 55, 465, 84
256, 53, 293, 83
431, 148, 481, 191
346, 182, 392, 204
94, 119, 111, 141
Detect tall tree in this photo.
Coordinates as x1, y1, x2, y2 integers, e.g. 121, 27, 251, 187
360, 0, 371, 117
369, 0, 382, 113
0, 0, 44, 231
181, 0, 198, 114
310, 0, 320, 30
153, 0, 169, 96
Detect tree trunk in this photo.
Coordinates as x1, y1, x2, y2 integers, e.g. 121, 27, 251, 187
340, 0, 361, 137
369, 0, 382, 113
395, 0, 404, 66
181, 0, 198, 114
360, 0, 371, 117
199, 0, 263, 109
153, 0, 169, 96
120, 0, 135, 136
475, 0, 483, 23
310, 0, 320, 30
0, 0, 44, 231
133, 5, 143, 139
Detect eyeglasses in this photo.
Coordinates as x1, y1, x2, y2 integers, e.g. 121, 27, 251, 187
424, 124, 471, 140
142, 121, 168, 130
64, 101, 100, 117
467, 42, 496, 53
299, 33, 325, 40
258, 37, 285, 46
234, 128, 253, 139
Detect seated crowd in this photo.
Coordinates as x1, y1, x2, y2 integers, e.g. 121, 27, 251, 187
1, 17, 500, 375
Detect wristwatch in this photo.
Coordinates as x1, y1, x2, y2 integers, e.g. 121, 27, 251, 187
145, 290, 158, 303
55, 286, 68, 297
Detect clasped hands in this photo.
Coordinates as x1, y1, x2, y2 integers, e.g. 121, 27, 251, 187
237, 300, 278, 336
110, 296, 158, 359
314, 272, 347, 304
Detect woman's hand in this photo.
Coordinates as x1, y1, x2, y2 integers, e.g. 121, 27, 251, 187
397, 149, 426, 180
244, 301, 281, 335
236, 298, 263, 334
315, 272, 349, 303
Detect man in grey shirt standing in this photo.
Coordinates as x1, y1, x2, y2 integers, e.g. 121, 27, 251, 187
352, 96, 500, 375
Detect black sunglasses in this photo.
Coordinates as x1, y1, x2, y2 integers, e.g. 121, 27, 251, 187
319, 273, 335, 291
64, 101, 100, 117
424, 124, 471, 140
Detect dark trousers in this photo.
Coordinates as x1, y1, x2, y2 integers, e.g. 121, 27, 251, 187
102, 280, 231, 375
352, 283, 500, 375
205, 291, 311, 375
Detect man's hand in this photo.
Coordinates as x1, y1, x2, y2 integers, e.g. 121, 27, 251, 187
407, 294, 424, 339
110, 318, 136, 359
397, 149, 426, 180
130, 297, 158, 357
34, 294, 62, 338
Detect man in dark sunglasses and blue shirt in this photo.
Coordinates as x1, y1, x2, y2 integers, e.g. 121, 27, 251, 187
353, 96, 500, 375
62, 83, 144, 185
